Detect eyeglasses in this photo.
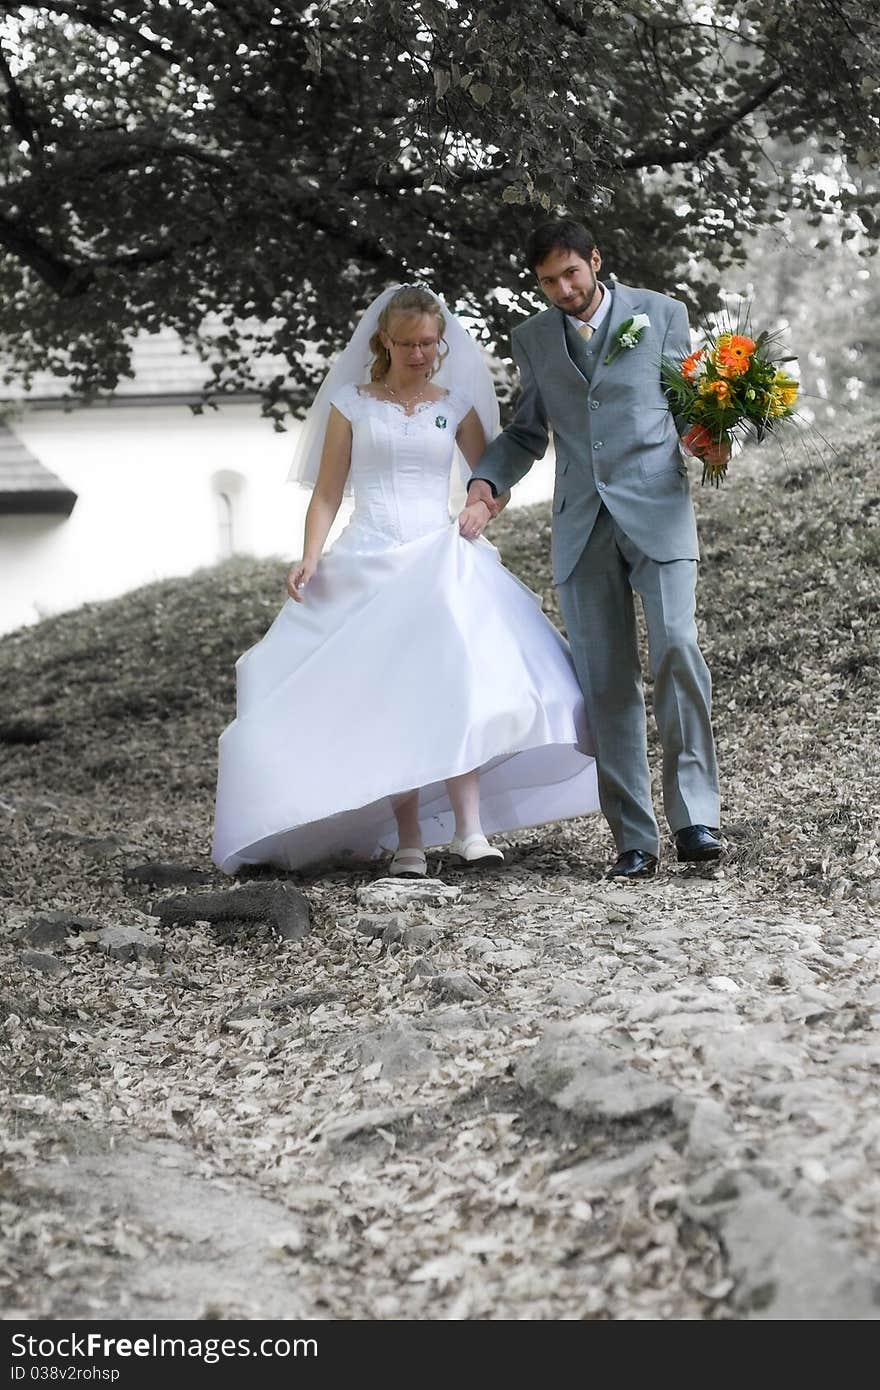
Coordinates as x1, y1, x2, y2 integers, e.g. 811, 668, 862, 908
389, 338, 440, 351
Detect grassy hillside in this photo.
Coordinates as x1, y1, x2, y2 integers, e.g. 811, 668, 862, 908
1, 412, 878, 905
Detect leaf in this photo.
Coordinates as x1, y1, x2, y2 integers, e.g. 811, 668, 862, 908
470, 83, 492, 106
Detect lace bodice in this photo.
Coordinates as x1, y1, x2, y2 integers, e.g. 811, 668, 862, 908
330, 383, 474, 551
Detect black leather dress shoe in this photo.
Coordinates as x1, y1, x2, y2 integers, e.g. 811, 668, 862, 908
675, 824, 722, 862
606, 849, 659, 879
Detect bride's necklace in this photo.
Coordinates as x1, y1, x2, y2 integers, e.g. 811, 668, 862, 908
382, 377, 432, 410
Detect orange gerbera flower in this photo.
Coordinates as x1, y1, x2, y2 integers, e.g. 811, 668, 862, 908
714, 333, 757, 378
681, 348, 706, 381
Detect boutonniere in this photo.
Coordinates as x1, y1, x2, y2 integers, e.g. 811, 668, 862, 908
604, 313, 651, 365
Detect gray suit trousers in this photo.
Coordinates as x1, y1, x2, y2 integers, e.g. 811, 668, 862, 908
558, 507, 720, 855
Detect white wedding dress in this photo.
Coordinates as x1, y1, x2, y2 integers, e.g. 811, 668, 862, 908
212, 383, 599, 873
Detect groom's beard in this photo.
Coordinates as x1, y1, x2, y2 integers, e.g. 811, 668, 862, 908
557, 274, 599, 318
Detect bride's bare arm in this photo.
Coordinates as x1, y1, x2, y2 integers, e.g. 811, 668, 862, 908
456, 408, 510, 539
288, 407, 352, 600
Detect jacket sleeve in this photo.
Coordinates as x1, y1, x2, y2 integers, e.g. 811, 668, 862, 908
468, 329, 550, 497
661, 299, 693, 437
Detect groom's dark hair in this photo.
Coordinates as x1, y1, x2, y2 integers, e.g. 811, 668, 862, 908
525, 218, 598, 272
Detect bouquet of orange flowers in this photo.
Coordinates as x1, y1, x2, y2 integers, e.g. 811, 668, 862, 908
662, 321, 800, 486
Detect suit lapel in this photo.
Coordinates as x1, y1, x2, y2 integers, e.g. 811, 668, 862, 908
588, 282, 641, 389
533, 307, 591, 387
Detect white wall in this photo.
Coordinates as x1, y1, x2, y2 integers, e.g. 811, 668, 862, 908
0, 401, 554, 634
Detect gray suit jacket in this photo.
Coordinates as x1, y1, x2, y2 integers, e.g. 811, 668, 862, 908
472, 281, 699, 583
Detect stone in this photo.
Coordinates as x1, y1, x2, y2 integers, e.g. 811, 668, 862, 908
382, 922, 441, 948
415, 1006, 505, 1033
352, 1022, 436, 1078
405, 957, 439, 982
720, 1183, 880, 1319
96, 926, 164, 962
626, 988, 731, 1024
548, 1140, 669, 1194
472, 945, 535, 970
20, 950, 66, 975
356, 878, 461, 910
515, 1023, 676, 1122
545, 980, 595, 1010
355, 914, 401, 938
707, 975, 740, 993
654, 1010, 739, 1041
684, 1165, 743, 1209
19, 912, 100, 946
426, 971, 486, 1003
684, 1098, 733, 1163
124, 862, 214, 889
45, 832, 128, 860
318, 1105, 417, 1150
155, 882, 311, 941
223, 988, 339, 1028
699, 1023, 803, 1078
81, 837, 129, 860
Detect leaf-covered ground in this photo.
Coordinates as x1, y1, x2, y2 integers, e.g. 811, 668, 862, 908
1, 413, 878, 1320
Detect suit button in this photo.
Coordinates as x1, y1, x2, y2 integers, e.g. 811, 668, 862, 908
593, 441, 603, 450
590, 401, 599, 410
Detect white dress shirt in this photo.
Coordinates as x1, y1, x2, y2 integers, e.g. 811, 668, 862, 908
566, 282, 612, 336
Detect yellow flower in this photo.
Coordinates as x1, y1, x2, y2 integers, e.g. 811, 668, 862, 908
773, 371, 799, 408
699, 377, 732, 404
765, 372, 798, 417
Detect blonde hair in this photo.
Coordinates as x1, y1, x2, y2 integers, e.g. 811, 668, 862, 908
368, 285, 448, 381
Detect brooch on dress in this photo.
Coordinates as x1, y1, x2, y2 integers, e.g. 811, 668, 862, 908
434, 415, 447, 429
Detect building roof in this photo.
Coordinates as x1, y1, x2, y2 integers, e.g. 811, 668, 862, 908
0, 323, 291, 407
0, 423, 77, 515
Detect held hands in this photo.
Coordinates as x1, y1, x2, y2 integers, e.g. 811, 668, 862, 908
459, 479, 499, 540
458, 498, 492, 541
287, 558, 317, 602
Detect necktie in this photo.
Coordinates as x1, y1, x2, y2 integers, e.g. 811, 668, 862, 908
577, 322, 594, 341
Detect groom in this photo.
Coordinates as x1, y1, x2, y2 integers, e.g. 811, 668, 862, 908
467, 218, 722, 878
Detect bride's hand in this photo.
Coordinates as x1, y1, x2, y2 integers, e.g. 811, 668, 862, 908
287, 558, 317, 602
458, 499, 491, 541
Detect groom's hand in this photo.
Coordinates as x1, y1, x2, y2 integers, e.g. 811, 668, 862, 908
682, 425, 731, 470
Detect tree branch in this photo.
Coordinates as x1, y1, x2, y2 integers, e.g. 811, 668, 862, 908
0, 40, 42, 153
0, 210, 211, 295
35, 3, 181, 63
540, 0, 589, 40
99, 237, 209, 271
0, 212, 89, 295
618, 73, 787, 169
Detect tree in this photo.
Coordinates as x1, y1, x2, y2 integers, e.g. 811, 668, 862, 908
0, 0, 877, 416
737, 201, 880, 430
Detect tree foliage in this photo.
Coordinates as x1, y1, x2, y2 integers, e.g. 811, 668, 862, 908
0, 0, 877, 413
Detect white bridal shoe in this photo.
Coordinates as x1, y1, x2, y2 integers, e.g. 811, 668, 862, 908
389, 847, 428, 878
449, 833, 505, 866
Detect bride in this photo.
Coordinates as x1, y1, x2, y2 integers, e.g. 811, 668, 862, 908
212, 284, 599, 877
